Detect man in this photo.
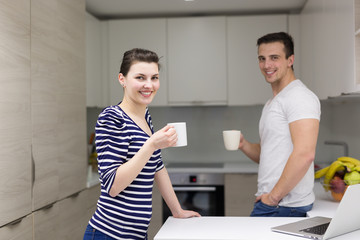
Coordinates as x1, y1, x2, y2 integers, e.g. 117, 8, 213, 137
239, 32, 321, 217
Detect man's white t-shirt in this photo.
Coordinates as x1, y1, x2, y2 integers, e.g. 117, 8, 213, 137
257, 79, 321, 207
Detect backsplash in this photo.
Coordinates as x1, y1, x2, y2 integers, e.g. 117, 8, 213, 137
87, 98, 360, 165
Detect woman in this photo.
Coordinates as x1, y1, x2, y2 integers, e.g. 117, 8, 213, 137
83, 48, 200, 240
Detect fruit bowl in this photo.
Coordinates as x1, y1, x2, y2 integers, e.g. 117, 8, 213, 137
315, 157, 360, 202
320, 178, 347, 202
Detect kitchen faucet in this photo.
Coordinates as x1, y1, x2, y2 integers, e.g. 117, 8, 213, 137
324, 140, 349, 157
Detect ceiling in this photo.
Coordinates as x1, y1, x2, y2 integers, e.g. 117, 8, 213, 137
86, 0, 308, 20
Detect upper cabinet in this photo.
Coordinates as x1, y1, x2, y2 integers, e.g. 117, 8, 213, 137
86, 13, 104, 108
300, 0, 360, 100
31, 0, 60, 211
86, 15, 289, 107
0, 0, 32, 227
167, 16, 227, 106
108, 18, 168, 107
227, 15, 287, 106
355, 0, 360, 91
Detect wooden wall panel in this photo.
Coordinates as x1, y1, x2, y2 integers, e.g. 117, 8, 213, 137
0, 0, 32, 226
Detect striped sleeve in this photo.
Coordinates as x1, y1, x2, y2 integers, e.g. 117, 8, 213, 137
95, 107, 129, 194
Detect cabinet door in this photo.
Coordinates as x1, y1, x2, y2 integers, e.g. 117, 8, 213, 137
86, 13, 104, 107
167, 16, 227, 105
31, 0, 60, 211
57, 191, 89, 239
33, 203, 59, 240
148, 184, 162, 240
0, 0, 32, 226
56, 0, 87, 200
227, 15, 287, 106
0, 215, 33, 240
84, 184, 101, 222
300, 0, 358, 99
225, 173, 258, 216
108, 19, 168, 106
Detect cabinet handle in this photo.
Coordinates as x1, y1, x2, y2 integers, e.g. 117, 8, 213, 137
42, 203, 54, 210
69, 192, 80, 198
31, 144, 35, 185
7, 217, 23, 226
191, 100, 204, 105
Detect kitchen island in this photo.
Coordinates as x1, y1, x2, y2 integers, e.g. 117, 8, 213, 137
154, 216, 360, 240
154, 181, 360, 240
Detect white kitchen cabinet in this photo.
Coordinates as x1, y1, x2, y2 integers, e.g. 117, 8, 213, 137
225, 173, 258, 216
0, 215, 33, 240
227, 15, 287, 106
0, 0, 32, 227
300, 0, 360, 100
167, 16, 227, 106
355, 0, 360, 91
108, 18, 168, 106
86, 13, 104, 107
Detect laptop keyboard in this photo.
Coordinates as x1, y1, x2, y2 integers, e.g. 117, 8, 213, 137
300, 222, 330, 235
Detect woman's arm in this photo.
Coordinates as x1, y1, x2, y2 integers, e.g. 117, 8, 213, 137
155, 168, 201, 218
109, 125, 177, 197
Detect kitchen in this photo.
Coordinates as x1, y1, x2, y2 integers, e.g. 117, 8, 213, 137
1, 0, 360, 239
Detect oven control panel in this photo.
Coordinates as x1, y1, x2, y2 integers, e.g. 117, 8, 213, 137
169, 173, 224, 185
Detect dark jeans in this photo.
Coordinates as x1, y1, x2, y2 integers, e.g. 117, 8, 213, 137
250, 201, 313, 217
83, 224, 148, 240
83, 224, 117, 240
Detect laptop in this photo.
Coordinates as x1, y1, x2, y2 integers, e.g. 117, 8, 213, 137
271, 183, 360, 240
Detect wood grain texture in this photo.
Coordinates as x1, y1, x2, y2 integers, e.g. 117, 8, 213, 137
56, 0, 87, 200
225, 173, 258, 216
0, 0, 32, 227
31, 0, 60, 211
0, 214, 33, 240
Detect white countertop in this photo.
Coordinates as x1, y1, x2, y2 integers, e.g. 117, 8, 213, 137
154, 181, 359, 240
154, 216, 360, 240
307, 181, 340, 218
86, 166, 100, 188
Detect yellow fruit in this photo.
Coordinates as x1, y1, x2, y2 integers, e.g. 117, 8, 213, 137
337, 156, 360, 166
315, 166, 330, 178
323, 161, 345, 190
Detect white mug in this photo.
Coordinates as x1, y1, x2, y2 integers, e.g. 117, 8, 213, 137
167, 122, 187, 147
223, 130, 241, 151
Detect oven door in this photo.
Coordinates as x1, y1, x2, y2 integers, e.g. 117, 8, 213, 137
162, 185, 224, 222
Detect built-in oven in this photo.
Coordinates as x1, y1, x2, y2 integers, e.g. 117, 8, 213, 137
162, 164, 225, 223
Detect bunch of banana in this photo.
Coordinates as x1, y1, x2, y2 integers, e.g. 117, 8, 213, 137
315, 156, 360, 191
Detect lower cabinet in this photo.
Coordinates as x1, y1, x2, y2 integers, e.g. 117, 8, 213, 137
0, 184, 101, 240
225, 173, 258, 216
148, 184, 163, 240
33, 203, 59, 239
0, 215, 33, 240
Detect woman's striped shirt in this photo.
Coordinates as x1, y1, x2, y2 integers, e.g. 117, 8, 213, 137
89, 105, 164, 239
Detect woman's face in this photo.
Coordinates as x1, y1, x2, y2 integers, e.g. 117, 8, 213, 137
119, 61, 160, 106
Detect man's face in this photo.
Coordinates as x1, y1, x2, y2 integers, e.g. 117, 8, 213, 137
257, 41, 294, 85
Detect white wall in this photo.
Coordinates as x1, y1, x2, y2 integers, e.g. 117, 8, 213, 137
87, 98, 360, 165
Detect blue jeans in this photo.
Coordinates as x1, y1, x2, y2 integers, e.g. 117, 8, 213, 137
250, 201, 313, 217
83, 224, 117, 240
